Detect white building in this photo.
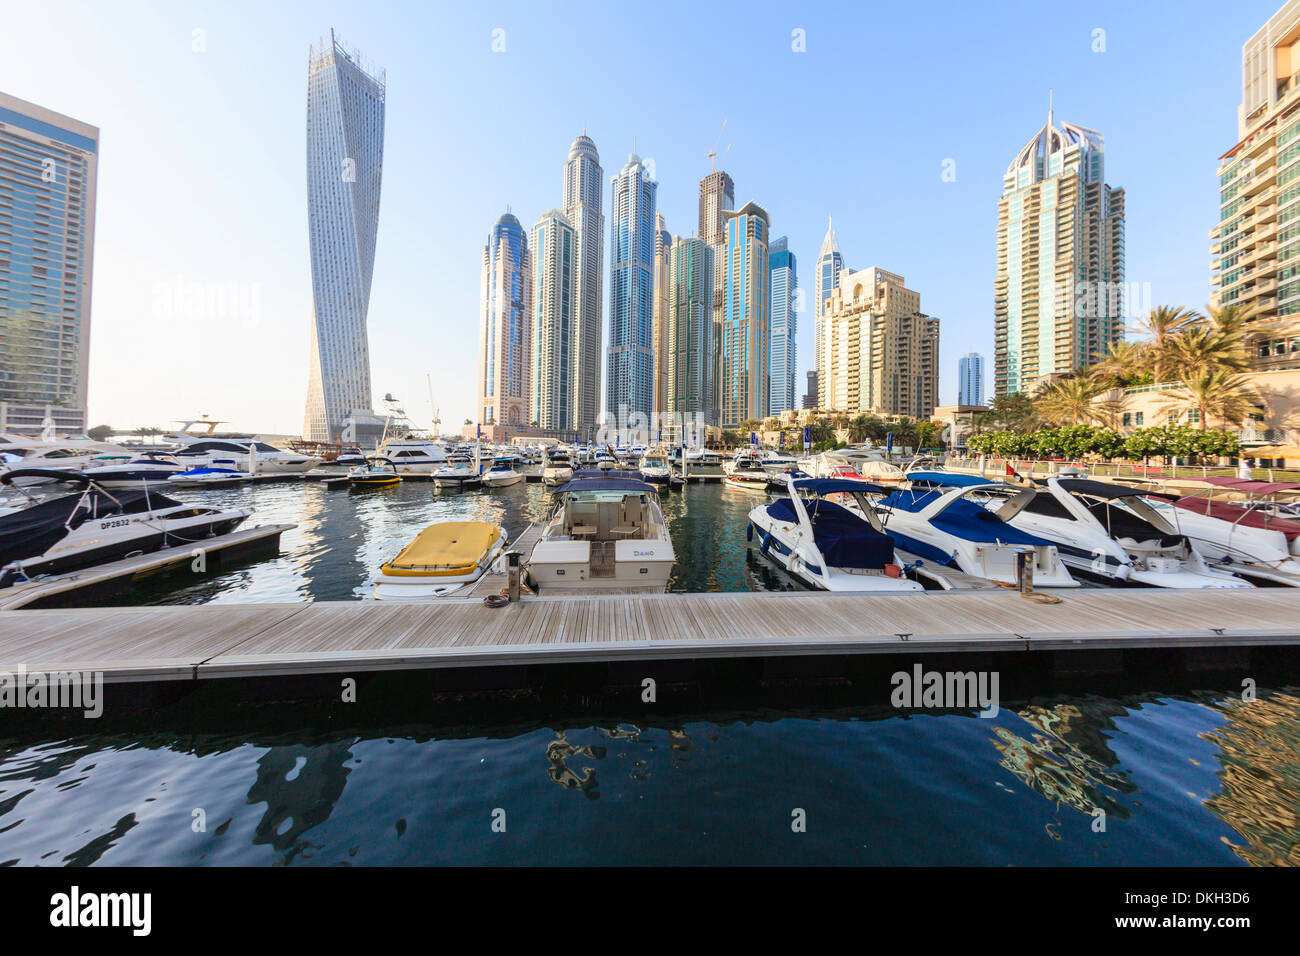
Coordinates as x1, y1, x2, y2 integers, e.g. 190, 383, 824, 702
302, 31, 386, 442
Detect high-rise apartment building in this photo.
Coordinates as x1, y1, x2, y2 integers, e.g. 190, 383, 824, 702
821, 267, 939, 418
1210, 0, 1300, 370
769, 236, 797, 415
0, 92, 98, 436
812, 217, 845, 407
665, 235, 714, 423
994, 109, 1124, 395
563, 134, 604, 436
652, 212, 672, 414
721, 201, 771, 427
478, 212, 532, 427
302, 31, 386, 442
958, 352, 985, 406
699, 169, 734, 425
802, 371, 819, 409
530, 210, 574, 430
607, 153, 657, 426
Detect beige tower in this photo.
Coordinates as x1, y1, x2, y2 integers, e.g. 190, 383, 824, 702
652, 213, 672, 417
699, 170, 734, 425
821, 267, 939, 418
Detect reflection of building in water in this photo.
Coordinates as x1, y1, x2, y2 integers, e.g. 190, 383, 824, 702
993, 702, 1136, 818
545, 731, 604, 800
247, 740, 355, 858
1202, 691, 1300, 866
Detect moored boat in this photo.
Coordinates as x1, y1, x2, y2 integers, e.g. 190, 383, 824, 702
373, 520, 507, 599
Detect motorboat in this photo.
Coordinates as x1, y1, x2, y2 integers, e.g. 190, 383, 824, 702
169, 437, 321, 474
482, 457, 525, 488
724, 456, 770, 492
638, 452, 672, 485
1137, 477, 1300, 586
166, 460, 250, 489
747, 478, 925, 593
81, 452, 185, 488
757, 450, 799, 476
860, 459, 907, 484
348, 458, 401, 489
0, 469, 251, 588
593, 450, 618, 471
373, 520, 507, 600
541, 451, 575, 486
923, 473, 1253, 589
334, 448, 367, 468
527, 471, 675, 592
377, 439, 448, 477
876, 476, 1078, 587
432, 455, 482, 490
768, 465, 814, 489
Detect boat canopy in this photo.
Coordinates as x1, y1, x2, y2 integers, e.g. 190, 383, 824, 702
0, 487, 179, 566
570, 468, 643, 482
1055, 478, 1151, 499
0, 467, 92, 488
905, 471, 993, 488
764, 497, 894, 569
381, 521, 503, 576
791, 477, 886, 496
553, 476, 655, 494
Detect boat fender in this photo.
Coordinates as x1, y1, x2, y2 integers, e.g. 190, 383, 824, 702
760, 532, 773, 556
746, 523, 753, 542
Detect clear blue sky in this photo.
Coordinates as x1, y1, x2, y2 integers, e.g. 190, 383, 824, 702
0, 0, 1284, 433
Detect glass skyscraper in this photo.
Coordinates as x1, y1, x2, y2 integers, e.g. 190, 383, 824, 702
666, 235, 714, 423
813, 217, 845, 408
530, 210, 574, 430
721, 201, 771, 427
563, 134, 604, 438
302, 31, 386, 443
994, 109, 1124, 395
478, 212, 532, 427
607, 153, 658, 427
0, 92, 98, 436
768, 237, 797, 415
958, 352, 984, 406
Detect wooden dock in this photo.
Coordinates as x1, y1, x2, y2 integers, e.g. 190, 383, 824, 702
0, 523, 295, 610
0, 589, 1296, 685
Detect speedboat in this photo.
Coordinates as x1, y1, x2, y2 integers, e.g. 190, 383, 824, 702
542, 451, 575, 486
768, 466, 813, 489
482, 457, 525, 488
638, 453, 672, 484
527, 470, 675, 592
757, 450, 799, 476
1136, 477, 1300, 586
81, 452, 184, 488
933, 473, 1252, 589
167, 460, 250, 488
0, 469, 251, 588
747, 478, 925, 593
348, 458, 401, 489
334, 448, 367, 468
877, 476, 1078, 587
373, 520, 507, 599
432, 455, 482, 490
594, 451, 617, 471
724, 456, 770, 492
170, 437, 321, 474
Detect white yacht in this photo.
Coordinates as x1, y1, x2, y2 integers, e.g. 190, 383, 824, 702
376, 439, 448, 477
757, 450, 799, 475
0, 437, 134, 485
81, 452, 184, 488
431, 455, 482, 490
748, 478, 925, 593
876, 476, 1078, 587
527, 472, 675, 592
482, 457, 525, 488
167, 460, 250, 489
0, 469, 251, 588
938, 474, 1252, 589
724, 456, 770, 492
541, 450, 575, 486
638, 452, 672, 484
170, 438, 321, 474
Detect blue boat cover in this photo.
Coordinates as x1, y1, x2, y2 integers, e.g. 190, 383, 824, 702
553, 476, 654, 494
905, 471, 992, 487
764, 497, 894, 569
790, 477, 886, 495
882, 490, 1049, 545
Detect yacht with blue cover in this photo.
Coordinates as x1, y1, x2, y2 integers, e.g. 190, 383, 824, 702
746, 478, 924, 592
878, 472, 1077, 587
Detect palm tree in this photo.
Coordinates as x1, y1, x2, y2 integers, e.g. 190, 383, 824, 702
1157, 369, 1264, 429
1164, 324, 1249, 379
1036, 376, 1122, 427
1130, 305, 1201, 382
1091, 339, 1149, 385
1202, 302, 1259, 335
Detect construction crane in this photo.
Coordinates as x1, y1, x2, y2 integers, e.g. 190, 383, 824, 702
708, 119, 731, 172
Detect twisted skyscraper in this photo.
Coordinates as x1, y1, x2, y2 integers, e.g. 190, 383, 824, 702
302, 31, 386, 442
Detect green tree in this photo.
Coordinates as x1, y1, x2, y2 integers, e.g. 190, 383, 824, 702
87, 424, 115, 442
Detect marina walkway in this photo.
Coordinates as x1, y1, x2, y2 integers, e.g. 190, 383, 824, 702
0, 589, 1296, 684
